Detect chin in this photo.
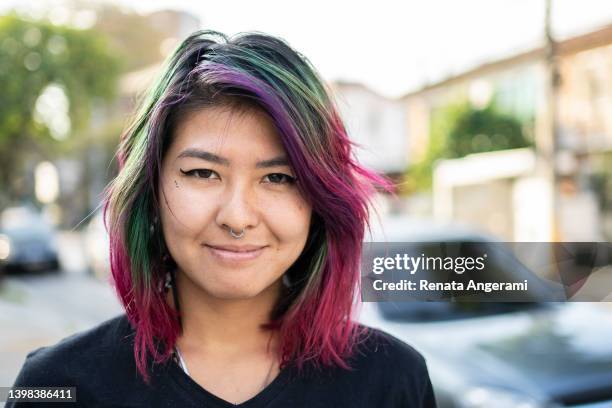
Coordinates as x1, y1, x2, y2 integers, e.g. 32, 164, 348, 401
207, 278, 282, 301
202, 280, 266, 300
208, 288, 264, 301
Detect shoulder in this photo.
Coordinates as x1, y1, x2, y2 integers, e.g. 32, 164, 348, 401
295, 324, 436, 406
349, 324, 436, 406
352, 324, 428, 372
12, 313, 135, 387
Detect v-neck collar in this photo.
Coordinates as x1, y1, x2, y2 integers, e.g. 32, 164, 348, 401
167, 355, 293, 408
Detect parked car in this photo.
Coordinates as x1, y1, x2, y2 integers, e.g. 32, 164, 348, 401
0, 205, 60, 273
84, 209, 110, 280
359, 216, 612, 407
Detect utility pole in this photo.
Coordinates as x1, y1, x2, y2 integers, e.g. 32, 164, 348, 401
539, 0, 561, 241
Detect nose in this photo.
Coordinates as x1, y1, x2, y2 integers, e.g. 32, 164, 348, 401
214, 182, 260, 235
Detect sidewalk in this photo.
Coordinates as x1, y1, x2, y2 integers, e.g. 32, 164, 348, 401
0, 230, 123, 387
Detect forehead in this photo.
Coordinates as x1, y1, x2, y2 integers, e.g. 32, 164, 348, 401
169, 105, 286, 158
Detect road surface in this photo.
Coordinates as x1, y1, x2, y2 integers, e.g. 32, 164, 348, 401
0, 231, 122, 387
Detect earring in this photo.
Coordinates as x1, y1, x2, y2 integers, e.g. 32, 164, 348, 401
158, 270, 171, 293
164, 271, 172, 290
282, 273, 291, 288
150, 216, 159, 235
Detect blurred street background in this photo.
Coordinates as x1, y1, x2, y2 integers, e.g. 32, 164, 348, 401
0, 231, 121, 386
1, 0, 612, 405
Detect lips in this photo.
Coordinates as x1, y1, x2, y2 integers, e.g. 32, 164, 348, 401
204, 244, 266, 263
206, 244, 266, 252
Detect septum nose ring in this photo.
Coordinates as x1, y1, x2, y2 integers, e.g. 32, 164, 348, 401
229, 227, 245, 239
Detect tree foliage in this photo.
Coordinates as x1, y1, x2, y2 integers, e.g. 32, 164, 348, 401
0, 13, 121, 198
444, 104, 530, 158
402, 101, 532, 193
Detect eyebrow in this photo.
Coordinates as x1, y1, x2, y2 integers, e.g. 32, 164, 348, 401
177, 148, 290, 169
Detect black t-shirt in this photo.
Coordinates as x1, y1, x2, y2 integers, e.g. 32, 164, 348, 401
6, 314, 436, 407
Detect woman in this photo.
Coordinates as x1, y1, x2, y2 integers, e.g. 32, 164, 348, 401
9, 30, 436, 407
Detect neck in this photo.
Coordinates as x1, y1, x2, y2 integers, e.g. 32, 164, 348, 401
167, 269, 282, 356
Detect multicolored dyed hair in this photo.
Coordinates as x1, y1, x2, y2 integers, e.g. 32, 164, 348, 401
103, 30, 395, 383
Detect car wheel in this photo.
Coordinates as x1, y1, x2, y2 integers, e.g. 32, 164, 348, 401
48, 258, 61, 273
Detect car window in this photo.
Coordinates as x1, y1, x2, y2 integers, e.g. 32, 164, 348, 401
1, 207, 52, 234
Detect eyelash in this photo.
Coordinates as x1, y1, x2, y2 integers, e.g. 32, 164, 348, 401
179, 168, 297, 185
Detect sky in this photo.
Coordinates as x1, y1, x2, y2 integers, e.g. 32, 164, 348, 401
2, 0, 612, 98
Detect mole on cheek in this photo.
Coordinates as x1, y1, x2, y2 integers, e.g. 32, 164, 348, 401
174, 180, 179, 188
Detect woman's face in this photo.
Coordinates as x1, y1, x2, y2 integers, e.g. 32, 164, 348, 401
158, 105, 312, 301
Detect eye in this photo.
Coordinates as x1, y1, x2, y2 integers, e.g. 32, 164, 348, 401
180, 168, 220, 180
263, 173, 297, 185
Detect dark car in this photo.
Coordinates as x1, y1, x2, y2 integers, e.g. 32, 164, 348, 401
0, 205, 60, 273
359, 216, 612, 408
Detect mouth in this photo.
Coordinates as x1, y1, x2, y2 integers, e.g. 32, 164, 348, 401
204, 244, 267, 263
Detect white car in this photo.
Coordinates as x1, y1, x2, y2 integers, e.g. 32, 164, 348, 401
84, 210, 111, 281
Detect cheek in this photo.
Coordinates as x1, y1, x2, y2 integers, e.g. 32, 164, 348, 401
262, 192, 312, 243
158, 177, 214, 237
